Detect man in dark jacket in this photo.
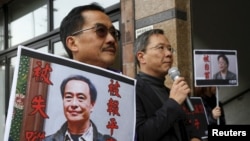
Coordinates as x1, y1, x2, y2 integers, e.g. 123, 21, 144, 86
44, 121, 112, 141
134, 29, 201, 141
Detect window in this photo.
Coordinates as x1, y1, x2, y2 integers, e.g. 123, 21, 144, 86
53, 41, 68, 57
0, 10, 4, 51
8, 0, 47, 47
0, 59, 5, 139
53, 0, 120, 29
36, 46, 49, 53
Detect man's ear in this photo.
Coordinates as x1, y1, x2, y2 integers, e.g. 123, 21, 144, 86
66, 36, 78, 52
90, 102, 95, 112
137, 51, 146, 64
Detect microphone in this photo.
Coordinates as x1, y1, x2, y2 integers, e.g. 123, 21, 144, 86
168, 67, 194, 112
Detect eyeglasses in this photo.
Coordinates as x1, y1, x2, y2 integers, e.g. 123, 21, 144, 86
148, 44, 174, 53
71, 23, 120, 41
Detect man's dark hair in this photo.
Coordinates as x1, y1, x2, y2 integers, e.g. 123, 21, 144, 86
134, 29, 164, 67
60, 3, 105, 58
60, 75, 97, 103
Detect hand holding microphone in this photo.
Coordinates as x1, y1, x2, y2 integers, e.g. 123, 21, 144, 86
168, 67, 194, 112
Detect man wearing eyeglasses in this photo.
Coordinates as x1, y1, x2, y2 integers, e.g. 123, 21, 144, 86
49, 3, 120, 141
60, 2, 120, 70
134, 29, 201, 141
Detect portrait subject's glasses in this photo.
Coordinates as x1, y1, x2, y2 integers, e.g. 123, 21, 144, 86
148, 44, 175, 53
71, 23, 120, 41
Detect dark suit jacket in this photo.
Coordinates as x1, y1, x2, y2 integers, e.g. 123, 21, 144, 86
213, 70, 236, 80
44, 120, 114, 141
135, 75, 200, 141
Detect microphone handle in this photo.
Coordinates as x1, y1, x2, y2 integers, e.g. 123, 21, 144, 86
185, 97, 194, 112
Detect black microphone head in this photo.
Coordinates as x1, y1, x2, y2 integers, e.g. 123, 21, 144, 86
168, 67, 180, 80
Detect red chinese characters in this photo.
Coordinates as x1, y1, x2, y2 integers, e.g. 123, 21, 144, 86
106, 118, 119, 136
194, 118, 201, 129
32, 61, 53, 85
29, 95, 49, 118
108, 79, 121, 98
106, 79, 122, 140
25, 131, 45, 141
22, 60, 53, 140
107, 98, 120, 116
182, 102, 206, 131
203, 54, 211, 79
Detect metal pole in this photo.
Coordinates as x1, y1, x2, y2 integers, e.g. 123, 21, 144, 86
216, 86, 220, 125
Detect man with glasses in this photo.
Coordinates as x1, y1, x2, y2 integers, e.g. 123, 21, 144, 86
52, 3, 120, 141
60, 2, 120, 70
134, 29, 201, 141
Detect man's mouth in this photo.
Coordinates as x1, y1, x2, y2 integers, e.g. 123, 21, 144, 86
103, 46, 116, 53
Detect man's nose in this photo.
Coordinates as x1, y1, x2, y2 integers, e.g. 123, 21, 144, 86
71, 98, 78, 108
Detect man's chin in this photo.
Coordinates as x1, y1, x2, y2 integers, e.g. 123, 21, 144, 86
102, 51, 116, 60
68, 117, 83, 122
102, 58, 115, 66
